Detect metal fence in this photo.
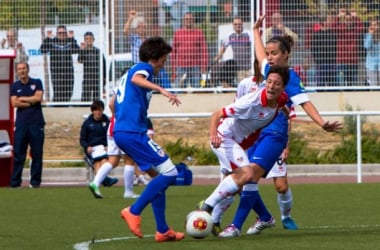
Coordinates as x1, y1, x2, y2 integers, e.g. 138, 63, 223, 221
1, 0, 380, 106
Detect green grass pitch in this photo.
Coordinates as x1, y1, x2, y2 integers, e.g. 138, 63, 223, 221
0, 183, 379, 250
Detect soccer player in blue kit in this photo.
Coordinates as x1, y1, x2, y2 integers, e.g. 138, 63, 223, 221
113, 37, 184, 242
216, 15, 343, 237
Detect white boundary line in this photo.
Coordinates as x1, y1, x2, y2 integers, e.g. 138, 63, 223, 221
301, 224, 380, 230
73, 234, 155, 250
73, 225, 380, 249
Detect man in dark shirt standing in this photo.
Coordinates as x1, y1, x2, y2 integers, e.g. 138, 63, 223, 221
10, 62, 45, 188
78, 31, 106, 102
40, 25, 80, 102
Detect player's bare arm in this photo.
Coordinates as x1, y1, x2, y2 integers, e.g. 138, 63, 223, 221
209, 109, 224, 148
131, 74, 181, 106
300, 101, 342, 132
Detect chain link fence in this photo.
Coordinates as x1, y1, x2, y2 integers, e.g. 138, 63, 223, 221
1, 0, 379, 105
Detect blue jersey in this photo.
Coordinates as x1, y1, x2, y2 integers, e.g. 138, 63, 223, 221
114, 62, 154, 134
261, 60, 309, 136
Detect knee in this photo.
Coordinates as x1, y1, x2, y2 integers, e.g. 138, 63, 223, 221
274, 182, 288, 194
274, 177, 289, 194
233, 167, 253, 185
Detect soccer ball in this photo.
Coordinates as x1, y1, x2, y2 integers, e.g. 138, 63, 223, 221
185, 210, 213, 239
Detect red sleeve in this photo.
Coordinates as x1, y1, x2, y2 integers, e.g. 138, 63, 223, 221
278, 92, 288, 107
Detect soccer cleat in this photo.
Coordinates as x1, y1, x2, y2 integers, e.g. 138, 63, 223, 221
102, 176, 118, 187
88, 182, 103, 199
155, 229, 185, 242
246, 217, 276, 235
218, 224, 241, 238
197, 200, 213, 213
282, 217, 298, 230
211, 222, 222, 236
123, 191, 140, 199
120, 207, 143, 238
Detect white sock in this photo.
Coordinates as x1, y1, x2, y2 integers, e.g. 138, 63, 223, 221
205, 175, 239, 208
93, 162, 113, 186
212, 195, 235, 224
277, 188, 293, 220
124, 165, 135, 193
138, 174, 149, 185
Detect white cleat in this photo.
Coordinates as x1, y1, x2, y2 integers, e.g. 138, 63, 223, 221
246, 217, 276, 235
218, 224, 241, 238
123, 191, 140, 199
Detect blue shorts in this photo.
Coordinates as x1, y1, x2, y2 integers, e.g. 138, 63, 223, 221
247, 131, 287, 174
113, 131, 169, 172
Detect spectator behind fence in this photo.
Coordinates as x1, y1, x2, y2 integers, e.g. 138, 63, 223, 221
265, 12, 298, 43
311, 14, 338, 87
168, 0, 188, 32
1, 29, 29, 64
331, 6, 364, 86
10, 62, 45, 188
80, 100, 118, 187
363, 17, 380, 86
1, 29, 29, 79
40, 25, 80, 102
124, 10, 171, 88
214, 17, 252, 84
78, 31, 106, 102
171, 12, 208, 88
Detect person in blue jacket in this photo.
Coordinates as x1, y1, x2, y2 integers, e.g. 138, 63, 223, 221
80, 100, 117, 187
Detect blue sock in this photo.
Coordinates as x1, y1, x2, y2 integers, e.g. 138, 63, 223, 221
252, 193, 272, 222
232, 190, 258, 230
152, 192, 169, 233
130, 174, 176, 216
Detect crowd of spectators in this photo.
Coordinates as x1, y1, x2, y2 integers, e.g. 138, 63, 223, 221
3, 2, 380, 103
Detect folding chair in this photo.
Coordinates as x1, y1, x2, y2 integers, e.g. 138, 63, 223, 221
83, 155, 95, 183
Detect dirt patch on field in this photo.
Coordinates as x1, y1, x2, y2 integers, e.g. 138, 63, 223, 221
44, 117, 344, 160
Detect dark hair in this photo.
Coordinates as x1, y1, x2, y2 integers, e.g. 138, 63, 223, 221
84, 31, 94, 38
139, 37, 172, 62
90, 99, 104, 111
267, 66, 289, 87
267, 35, 294, 53
16, 62, 29, 70
56, 25, 67, 31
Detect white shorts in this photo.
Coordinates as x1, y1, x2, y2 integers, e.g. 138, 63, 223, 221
107, 134, 125, 156
211, 137, 250, 175
266, 160, 287, 178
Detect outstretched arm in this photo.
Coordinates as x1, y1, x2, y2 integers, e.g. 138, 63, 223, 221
131, 74, 181, 106
301, 101, 343, 132
124, 10, 136, 36
253, 15, 267, 66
